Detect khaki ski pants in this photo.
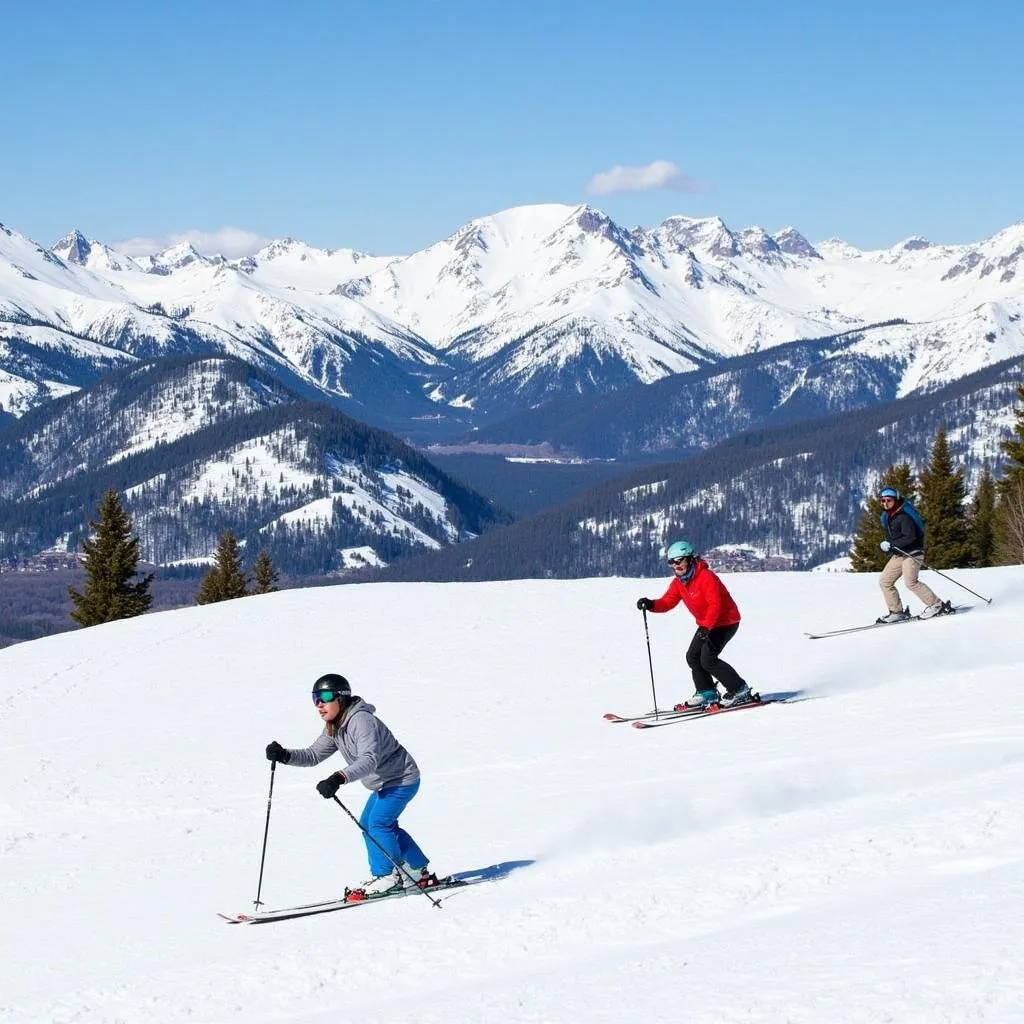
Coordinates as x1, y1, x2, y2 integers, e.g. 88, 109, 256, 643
879, 554, 938, 613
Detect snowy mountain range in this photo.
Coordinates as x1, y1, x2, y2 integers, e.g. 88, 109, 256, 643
3, 205, 1023, 441
3, 205, 1023, 578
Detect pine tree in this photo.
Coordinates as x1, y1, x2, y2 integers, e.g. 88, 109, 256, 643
251, 551, 280, 594
69, 489, 154, 626
967, 464, 997, 567
994, 383, 1024, 564
196, 531, 249, 604
849, 464, 916, 572
917, 425, 971, 568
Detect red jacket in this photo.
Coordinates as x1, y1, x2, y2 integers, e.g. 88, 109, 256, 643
650, 558, 741, 629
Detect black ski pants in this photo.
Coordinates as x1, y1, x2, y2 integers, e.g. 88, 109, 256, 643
685, 624, 746, 695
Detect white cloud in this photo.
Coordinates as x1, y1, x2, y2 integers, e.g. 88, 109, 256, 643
114, 227, 271, 258
585, 160, 706, 196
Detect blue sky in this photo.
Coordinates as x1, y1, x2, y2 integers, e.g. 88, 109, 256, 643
2, 0, 1021, 256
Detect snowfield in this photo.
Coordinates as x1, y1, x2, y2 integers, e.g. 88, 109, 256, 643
1, 567, 1023, 1023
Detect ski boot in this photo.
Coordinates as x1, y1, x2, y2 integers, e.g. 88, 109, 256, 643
719, 685, 756, 708
673, 689, 719, 712
876, 608, 910, 624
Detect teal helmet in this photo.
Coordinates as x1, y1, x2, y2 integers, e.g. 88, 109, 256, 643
666, 540, 695, 561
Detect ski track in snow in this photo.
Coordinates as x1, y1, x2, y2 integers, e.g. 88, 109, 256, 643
1, 569, 1023, 1022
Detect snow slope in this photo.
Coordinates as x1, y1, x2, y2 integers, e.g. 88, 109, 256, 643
1, 568, 1023, 1022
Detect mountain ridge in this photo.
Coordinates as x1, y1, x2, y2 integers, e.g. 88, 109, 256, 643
3, 206, 1023, 442
0, 356, 510, 574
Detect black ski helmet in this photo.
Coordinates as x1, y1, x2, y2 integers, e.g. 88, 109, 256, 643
313, 673, 351, 697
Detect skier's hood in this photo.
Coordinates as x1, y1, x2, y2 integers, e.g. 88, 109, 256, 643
342, 696, 375, 721
325, 695, 375, 736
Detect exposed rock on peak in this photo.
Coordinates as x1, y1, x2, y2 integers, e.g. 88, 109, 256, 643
53, 230, 92, 265
773, 227, 821, 259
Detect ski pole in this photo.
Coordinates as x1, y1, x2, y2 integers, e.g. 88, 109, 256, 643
331, 796, 443, 909
893, 547, 993, 604
641, 608, 661, 720
253, 761, 276, 909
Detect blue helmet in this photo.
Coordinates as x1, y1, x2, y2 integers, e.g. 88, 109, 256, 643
879, 487, 900, 500
666, 540, 695, 561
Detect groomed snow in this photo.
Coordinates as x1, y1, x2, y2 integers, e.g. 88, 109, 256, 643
1, 567, 1023, 1022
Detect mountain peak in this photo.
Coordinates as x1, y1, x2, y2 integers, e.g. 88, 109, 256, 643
654, 215, 738, 258
255, 238, 303, 260
737, 226, 782, 259
151, 242, 207, 271
53, 230, 92, 265
817, 237, 863, 260
573, 205, 628, 246
773, 227, 820, 259
897, 236, 934, 252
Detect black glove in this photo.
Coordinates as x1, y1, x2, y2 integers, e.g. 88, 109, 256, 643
695, 627, 710, 641
316, 772, 346, 799
636, 597, 654, 611
265, 740, 290, 764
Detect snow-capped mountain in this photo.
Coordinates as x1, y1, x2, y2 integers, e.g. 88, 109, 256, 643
1, 221, 443, 432
0, 357, 507, 573
3, 205, 1024, 439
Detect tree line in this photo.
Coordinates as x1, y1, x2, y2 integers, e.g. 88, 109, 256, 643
375, 374, 1024, 583
68, 489, 281, 628
64, 382, 1024, 628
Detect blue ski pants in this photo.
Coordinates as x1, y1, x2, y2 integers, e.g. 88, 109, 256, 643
358, 779, 428, 877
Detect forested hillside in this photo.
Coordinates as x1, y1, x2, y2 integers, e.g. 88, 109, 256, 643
373, 356, 1024, 581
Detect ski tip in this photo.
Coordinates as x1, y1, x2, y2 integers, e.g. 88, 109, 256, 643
631, 720, 650, 729
602, 713, 621, 721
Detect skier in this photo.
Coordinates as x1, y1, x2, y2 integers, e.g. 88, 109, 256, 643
635, 540, 753, 710
876, 487, 948, 622
264, 673, 437, 897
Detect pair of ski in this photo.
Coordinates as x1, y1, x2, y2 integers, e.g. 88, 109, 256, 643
805, 601, 959, 640
219, 876, 469, 924
219, 860, 535, 924
604, 693, 780, 730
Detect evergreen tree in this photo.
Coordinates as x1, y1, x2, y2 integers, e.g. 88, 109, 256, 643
917, 425, 971, 568
251, 550, 280, 594
69, 489, 154, 626
196, 531, 249, 604
967, 464, 997, 567
849, 463, 916, 572
996, 476, 1024, 565
994, 383, 1024, 564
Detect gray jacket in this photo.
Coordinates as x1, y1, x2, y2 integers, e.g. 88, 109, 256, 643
286, 697, 420, 792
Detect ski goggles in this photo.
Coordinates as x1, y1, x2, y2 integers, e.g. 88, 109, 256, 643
312, 689, 343, 705
668, 556, 691, 567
